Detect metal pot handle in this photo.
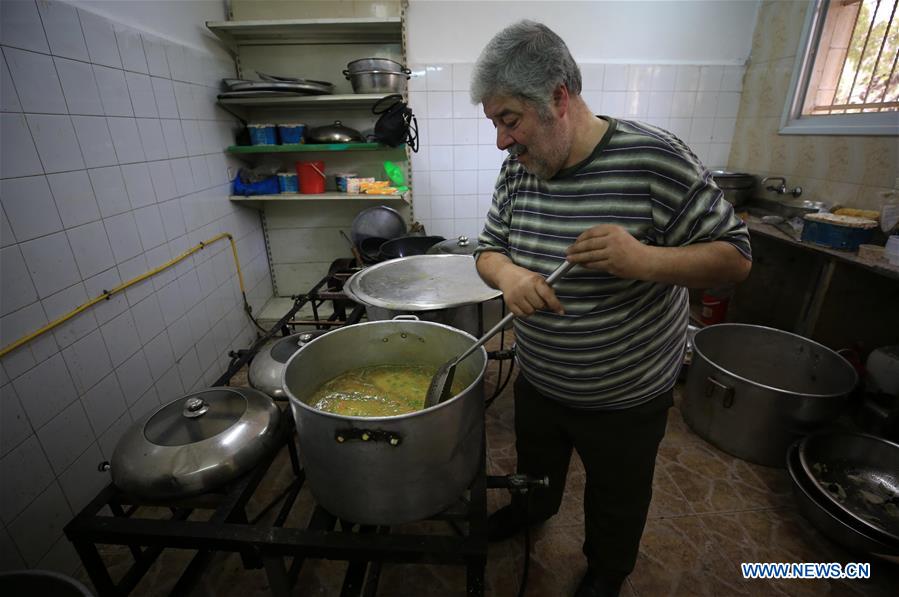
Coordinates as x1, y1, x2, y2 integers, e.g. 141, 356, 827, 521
392, 314, 419, 321
335, 428, 402, 446
705, 377, 735, 408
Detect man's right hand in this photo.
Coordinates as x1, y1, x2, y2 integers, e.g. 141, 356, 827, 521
476, 253, 564, 317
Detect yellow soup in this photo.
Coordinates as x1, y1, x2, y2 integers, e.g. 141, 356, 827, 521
306, 364, 466, 417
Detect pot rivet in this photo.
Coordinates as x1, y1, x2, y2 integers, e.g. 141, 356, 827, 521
362, 432, 371, 441
336, 435, 345, 443
401, 333, 407, 338
389, 438, 399, 446
382, 338, 389, 342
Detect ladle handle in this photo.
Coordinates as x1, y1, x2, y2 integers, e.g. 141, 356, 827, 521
454, 260, 575, 365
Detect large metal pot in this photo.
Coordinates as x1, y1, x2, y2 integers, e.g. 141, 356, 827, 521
427, 235, 478, 256
346, 58, 407, 73
711, 170, 756, 207
283, 318, 487, 525
344, 58, 410, 94
683, 324, 857, 467
248, 331, 328, 399
108, 387, 281, 498
343, 254, 502, 336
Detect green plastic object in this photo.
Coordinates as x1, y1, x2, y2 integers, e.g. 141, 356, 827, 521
383, 161, 409, 192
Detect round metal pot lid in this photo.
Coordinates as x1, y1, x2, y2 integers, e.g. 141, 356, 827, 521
427, 235, 478, 255
343, 254, 502, 311
110, 387, 280, 499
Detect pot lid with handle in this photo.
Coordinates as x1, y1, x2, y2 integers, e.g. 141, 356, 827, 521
109, 387, 280, 499
307, 120, 363, 143
343, 254, 502, 311
427, 235, 478, 255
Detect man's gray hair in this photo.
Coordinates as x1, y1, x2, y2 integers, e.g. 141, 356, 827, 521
470, 20, 582, 114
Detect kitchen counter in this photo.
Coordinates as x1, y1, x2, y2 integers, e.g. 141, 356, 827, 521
744, 215, 899, 281
743, 214, 899, 337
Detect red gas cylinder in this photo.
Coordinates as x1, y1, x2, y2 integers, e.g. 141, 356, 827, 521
699, 289, 731, 326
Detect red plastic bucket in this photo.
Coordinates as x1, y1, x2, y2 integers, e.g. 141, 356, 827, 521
297, 161, 325, 194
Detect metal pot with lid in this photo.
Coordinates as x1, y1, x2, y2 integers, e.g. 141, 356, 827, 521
427, 235, 478, 256
249, 331, 329, 399
710, 170, 756, 207
106, 387, 281, 499
343, 254, 502, 336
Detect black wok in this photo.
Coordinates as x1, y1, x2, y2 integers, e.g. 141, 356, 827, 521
379, 235, 445, 260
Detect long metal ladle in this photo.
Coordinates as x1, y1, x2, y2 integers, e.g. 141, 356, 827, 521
423, 260, 575, 409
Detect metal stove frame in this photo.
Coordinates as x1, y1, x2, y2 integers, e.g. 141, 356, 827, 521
65, 266, 489, 596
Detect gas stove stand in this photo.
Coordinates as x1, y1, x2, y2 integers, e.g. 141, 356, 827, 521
65, 412, 489, 597
65, 265, 489, 597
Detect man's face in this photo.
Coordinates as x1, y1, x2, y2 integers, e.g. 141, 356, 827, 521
483, 94, 571, 180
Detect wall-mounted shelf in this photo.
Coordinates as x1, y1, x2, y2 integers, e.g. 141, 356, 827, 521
227, 142, 395, 154
230, 193, 409, 209
206, 17, 402, 49
218, 94, 395, 109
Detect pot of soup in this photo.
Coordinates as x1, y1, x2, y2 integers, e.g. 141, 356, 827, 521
282, 317, 486, 525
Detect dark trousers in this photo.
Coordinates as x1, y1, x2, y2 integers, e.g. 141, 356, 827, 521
511, 374, 672, 582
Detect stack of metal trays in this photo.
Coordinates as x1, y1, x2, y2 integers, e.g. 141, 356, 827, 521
218, 72, 334, 98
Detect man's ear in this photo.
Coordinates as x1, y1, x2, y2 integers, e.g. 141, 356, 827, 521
552, 84, 570, 117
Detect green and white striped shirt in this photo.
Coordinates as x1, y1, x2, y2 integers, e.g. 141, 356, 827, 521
476, 117, 751, 409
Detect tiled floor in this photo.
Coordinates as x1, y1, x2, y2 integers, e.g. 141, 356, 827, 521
76, 342, 899, 596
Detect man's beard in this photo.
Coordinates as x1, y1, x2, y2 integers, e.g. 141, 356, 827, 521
509, 119, 571, 180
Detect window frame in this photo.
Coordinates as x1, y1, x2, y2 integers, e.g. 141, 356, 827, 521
780, 0, 899, 136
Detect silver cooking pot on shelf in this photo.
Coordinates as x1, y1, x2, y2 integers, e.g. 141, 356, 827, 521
283, 318, 487, 525
344, 57, 411, 94
106, 387, 281, 499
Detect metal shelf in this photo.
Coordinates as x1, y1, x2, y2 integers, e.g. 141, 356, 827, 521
227, 142, 394, 154
217, 94, 395, 109
230, 193, 410, 209
206, 17, 403, 49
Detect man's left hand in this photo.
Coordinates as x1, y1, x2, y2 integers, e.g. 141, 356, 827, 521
566, 224, 653, 279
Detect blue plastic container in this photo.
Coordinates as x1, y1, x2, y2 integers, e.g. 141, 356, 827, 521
278, 172, 299, 193
248, 124, 277, 145
277, 123, 305, 144
800, 220, 876, 251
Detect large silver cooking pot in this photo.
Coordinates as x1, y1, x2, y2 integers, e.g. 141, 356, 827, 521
248, 330, 328, 399
683, 324, 857, 467
343, 254, 503, 336
283, 318, 486, 525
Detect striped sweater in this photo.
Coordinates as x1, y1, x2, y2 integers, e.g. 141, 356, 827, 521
476, 117, 751, 409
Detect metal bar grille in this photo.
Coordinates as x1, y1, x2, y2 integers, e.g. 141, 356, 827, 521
820, 0, 899, 113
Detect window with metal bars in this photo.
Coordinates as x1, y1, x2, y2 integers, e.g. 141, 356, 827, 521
783, 0, 898, 134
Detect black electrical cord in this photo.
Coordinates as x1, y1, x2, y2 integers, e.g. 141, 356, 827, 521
517, 491, 532, 597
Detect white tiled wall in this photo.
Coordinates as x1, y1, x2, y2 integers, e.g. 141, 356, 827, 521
0, 0, 271, 573
407, 62, 745, 239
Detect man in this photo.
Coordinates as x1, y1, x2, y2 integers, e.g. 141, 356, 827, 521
471, 21, 752, 597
